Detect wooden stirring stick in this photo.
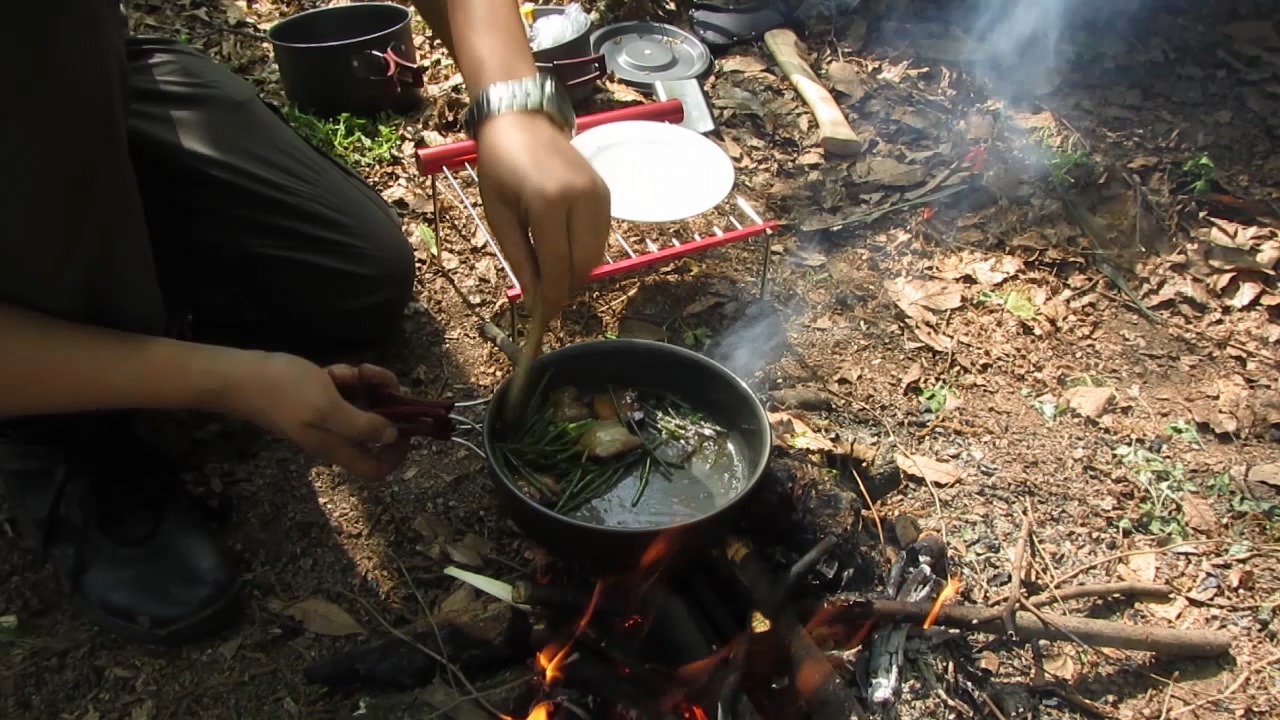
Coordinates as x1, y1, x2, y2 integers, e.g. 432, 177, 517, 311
502, 292, 547, 428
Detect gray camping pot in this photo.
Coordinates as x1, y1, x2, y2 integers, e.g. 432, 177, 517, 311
267, 2, 423, 117
528, 5, 606, 107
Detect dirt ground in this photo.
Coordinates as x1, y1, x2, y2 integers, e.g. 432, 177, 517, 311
3, 1, 1279, 719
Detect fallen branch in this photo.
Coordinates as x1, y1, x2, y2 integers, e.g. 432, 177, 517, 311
1025, 582, 1175, 609
974, 581, 1177, 629
1003, 511, 1033, 637
988, 540, 1225, 606
823, 597, 1232, 658
481, 322, 522, 366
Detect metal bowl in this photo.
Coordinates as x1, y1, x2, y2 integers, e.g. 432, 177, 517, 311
482, 339, 771, 573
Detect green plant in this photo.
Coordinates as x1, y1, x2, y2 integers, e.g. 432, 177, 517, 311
1048, 148, 1093, 187
1206, 472, 1280, 524
1165, 420, 1204, 449
415, 224, 439, 258
920, 381, 954, 414
1033, 398, 1064, 424
1182, 153, 1216, 195
1114, 443, 1191, 538
683, 327, 711, 348
280, 106, 403, 168
975, 288, 1037, 319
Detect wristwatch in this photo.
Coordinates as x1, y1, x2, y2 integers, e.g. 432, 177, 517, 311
463, 71, 577, 139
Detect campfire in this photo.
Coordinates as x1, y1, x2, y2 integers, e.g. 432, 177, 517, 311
304, 453, 1232, 720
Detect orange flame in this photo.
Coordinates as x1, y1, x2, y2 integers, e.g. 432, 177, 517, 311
923, 577, 961, 629
679, 705, 710, 720
540, 580, 605, 684
672, 640, 735, 689
524, 701, 556, 720
637, 530, 681, 572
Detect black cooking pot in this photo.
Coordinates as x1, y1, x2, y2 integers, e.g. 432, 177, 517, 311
267, 3, 423, 117
483, 339, 771, 575
529, 5, 607, 107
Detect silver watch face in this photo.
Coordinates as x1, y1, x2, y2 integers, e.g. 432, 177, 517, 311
466, 73, 575, 137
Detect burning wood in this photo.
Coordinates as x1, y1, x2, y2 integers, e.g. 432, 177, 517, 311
307, 457, 1234, 720
863, 532, 952, 707
817, 596, 1234, 658
721, 536, 868, 720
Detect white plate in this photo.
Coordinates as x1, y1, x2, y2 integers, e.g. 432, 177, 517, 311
571, 120, 736, 223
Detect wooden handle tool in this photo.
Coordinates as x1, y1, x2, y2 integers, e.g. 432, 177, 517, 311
501, 296, 546, 429
763, 28, 862, 157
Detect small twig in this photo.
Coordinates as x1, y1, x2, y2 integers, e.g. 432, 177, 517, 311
988, 540, 1226, 606
769, 535, 839, 613
1103, 294, 1280, 366
1159, 671, 1179, 720
388, 549, 454, 692
918, 465, 948, 546
424, 676, 535, 720
337, 590, 505, 719
977, 576, 1177, 622
1025, 582, 1175, 610
481, 322, 521, 366
1029, 532, 1072, 614
976, 689, 1009, 720
1031, 681, 1118, 719
848, 464, 885, 545
1168, 650, 1280, 718
1003, 511, 1033, 637
829, 596, 1234, 656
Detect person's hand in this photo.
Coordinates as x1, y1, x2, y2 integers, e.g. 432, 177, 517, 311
476, 111, 611, 319
218, 352, 411, 481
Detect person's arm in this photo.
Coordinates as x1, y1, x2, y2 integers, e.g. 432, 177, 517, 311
411, 0, 611, 320
412, 0, 537, 100
0, 302, 406, 480
0, 302, 242, 418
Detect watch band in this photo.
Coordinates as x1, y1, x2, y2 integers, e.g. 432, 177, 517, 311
463, 71, 577, 139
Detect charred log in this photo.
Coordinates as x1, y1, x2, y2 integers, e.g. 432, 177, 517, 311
722, 536, 869, 720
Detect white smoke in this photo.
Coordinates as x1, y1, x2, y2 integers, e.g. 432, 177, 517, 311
965, 0, 1074, 98
708, 299, 792, 384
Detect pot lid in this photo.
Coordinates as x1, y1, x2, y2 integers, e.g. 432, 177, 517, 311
590, 21, 710, 86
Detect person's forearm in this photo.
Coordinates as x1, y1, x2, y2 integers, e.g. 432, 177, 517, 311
413, 0, 537, 100
0, 303, 248, 419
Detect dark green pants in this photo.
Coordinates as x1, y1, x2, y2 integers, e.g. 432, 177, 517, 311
0, 1, 415, 357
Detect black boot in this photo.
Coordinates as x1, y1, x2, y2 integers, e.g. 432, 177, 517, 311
0, 414, 241, 644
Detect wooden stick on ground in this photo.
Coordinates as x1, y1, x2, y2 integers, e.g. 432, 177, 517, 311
1025, 582, 1176, 610
481, 322, 521, 366
1003, 511, 1033, 637
824, 597, 1233, 658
